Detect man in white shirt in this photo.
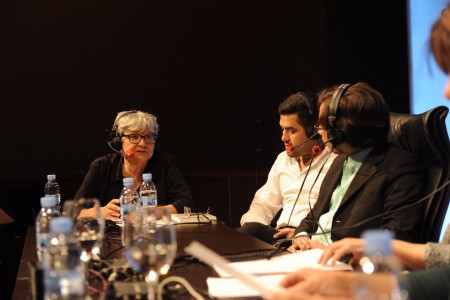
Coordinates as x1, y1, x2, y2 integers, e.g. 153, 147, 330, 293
238, 92, 337, 244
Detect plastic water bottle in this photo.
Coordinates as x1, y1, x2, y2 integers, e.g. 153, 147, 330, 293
139, 173, 157, 207
354, 229, 408, 300
120, 178, 139, 245
35, 196, 61, 262
44, 174, 61, 213
43, 217, 85, 299
120, 177, 139, 223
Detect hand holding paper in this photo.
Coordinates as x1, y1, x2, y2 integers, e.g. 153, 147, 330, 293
184, 241, 282, 299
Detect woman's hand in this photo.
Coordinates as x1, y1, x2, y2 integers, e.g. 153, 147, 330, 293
164, 204, 178, 214
318, 238, 364, 266
101, 199, 121, 221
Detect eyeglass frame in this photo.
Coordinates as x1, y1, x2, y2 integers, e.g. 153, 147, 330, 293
121, 133, 158, 144
314, 126, 327, 132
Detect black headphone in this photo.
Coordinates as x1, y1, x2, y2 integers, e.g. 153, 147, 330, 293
107, 110, 138, 152
327, 83, 352, 147
297, 92, 318, 139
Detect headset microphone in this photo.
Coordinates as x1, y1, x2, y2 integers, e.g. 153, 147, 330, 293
312, 145, 322, 155
286, 132, 321, 153
309, 137, 336, 155
124, 151, 134, 158
124, 143, 139, 158
107, 135, 138, 159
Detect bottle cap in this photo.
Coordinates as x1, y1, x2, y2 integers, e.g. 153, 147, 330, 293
47, 174, 56, 181
362, 229, 393, 256
41, 196, 57, 208
123, 177, 134, 186
143, 173, 152, 180
50, 217, 73, 233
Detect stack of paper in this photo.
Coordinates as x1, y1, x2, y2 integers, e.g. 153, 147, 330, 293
214, 248, 352, 277
209, 248, 352, 298
207, 275, 285, 298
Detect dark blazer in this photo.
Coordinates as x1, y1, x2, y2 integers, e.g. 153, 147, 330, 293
74, 150, 195, 213
295, 143, 424, 243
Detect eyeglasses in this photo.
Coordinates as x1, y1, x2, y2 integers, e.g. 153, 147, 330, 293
184, 206, 213, 224
122, 133, 157, 144
314, 126, 327, 131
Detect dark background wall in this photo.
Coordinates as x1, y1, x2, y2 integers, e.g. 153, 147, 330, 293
0, 1, 409, 296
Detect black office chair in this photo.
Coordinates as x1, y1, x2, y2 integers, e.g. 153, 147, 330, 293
388, 106, 450, 243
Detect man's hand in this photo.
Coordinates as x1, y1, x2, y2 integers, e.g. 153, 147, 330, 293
273, 228, 295, 239
287, 236, 325, 253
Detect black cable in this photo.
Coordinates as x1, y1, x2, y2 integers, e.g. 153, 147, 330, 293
306, 149, 334, 245
266, 247, 284, 260
221, 249, 278, 262
308, 178, 450, 238
284, 160, 313, 228
101, 245, 125, 260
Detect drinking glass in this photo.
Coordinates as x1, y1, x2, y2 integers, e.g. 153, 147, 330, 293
71, 198, 105, 264
124, 206, 177, 300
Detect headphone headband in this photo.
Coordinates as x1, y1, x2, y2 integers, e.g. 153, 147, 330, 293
327, 83, 352, 147
111, 110, 138, 136
328, 83, 352, 127
299, 92, 315, 118
297, 92, 318, 139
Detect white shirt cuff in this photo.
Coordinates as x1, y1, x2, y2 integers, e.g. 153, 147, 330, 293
293, 231, 310, 240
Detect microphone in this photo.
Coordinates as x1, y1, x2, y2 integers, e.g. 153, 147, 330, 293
123, 143, 139, 158
310, 137, 337, 155
124, 151, 134, 158
107, 138, 137, 158
312, 145, 322, 155
286, 132, 320, 153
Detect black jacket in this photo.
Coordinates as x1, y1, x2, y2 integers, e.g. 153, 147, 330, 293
295, 143, 424, 243
74, 150, 195, 213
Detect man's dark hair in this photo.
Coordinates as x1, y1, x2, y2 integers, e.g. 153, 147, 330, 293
318, 82, 390, 148
278, 92, 318, 130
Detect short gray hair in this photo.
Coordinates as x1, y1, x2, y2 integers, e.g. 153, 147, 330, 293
114, 110, 159, 136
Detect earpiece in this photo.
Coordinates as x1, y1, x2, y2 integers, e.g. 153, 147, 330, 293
327, 84, 352, 147
305, 125, 316, 139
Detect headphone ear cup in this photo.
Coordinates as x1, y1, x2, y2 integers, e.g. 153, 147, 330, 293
107, 129, 122, 152
327, 128, 343, 147
305, 125, 316, 139
111, 137, 122, 152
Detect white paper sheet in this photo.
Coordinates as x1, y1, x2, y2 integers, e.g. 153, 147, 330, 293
214, 248, 352, 277
207, 274, 285, 298
184, 241, 274, 299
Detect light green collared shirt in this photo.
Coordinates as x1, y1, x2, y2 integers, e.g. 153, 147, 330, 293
311, 147, 373, 245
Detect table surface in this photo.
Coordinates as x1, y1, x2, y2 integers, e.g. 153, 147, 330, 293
12, 221, 278, 300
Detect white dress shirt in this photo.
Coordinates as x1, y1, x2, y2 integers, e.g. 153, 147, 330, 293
240, 147, 337, 229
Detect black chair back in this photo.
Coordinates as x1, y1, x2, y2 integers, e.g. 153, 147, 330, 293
388, 106, 450, 243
